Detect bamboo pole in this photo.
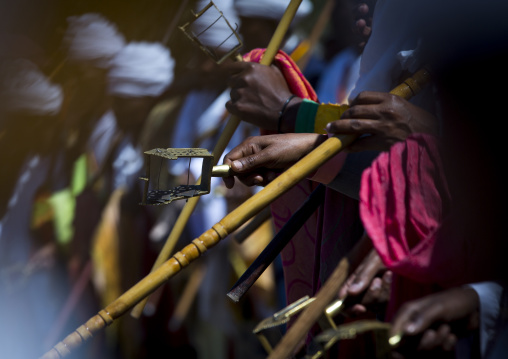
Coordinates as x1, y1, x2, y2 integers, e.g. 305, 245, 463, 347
271, 257, 351, 358
130, 0, 305, 319
162, 0, 190, 46
40, 66, 430, 359
168, 263, 206, 331
39, 131, 353, 359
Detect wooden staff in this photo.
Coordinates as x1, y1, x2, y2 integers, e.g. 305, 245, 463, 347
130, 0, 305, 319
162, 0, 191, 46
40, 67, 430, 359
40, 131, 349, 359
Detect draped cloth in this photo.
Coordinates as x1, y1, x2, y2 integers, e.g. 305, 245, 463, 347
244, 49, 364, 307
360, 133, 452, 283
243, 49, 317, 102
359, 134, 453, 319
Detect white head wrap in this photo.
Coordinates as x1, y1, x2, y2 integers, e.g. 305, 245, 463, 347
64, 13, 126, 68
107, 42, 175, 98
191, 0, 242, 54
0, 58, 63, 116
234, 0, 313, 23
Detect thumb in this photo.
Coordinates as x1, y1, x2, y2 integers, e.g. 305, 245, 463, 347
230, 152, 268, 173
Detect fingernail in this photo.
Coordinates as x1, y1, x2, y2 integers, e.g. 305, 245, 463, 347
405, 323, 416, 334
350, 282, 363, 292
370, 279, 381, 290
232, 160, 243, 170
384, 271, 393, 283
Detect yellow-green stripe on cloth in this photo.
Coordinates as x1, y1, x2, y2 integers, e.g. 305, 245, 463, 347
296, 99, 349, 134
48, 154, 88, 244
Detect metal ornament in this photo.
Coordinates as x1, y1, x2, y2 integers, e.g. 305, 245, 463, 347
253, 296, 346, 354
306, 320, 393, 359
139, 148, 230, 205
179, 1, 243, 64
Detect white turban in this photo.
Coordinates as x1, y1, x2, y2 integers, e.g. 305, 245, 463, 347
191, 0, 242, 54
107, 42, 175, 98
64, 13, 126, 68
234, 0, 313, 23
0, 58, 63, 116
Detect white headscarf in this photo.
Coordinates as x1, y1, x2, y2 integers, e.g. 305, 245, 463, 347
64, 13, 126, 68
191, 0, 242, 54
0, 58, 63, 116
234, 0, 313, 23
107, 42, 175, 98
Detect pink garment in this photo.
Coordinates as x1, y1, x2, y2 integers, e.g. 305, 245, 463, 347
360, 133, 453, 284
360, 133, 504, 318
359, 134, 453, 318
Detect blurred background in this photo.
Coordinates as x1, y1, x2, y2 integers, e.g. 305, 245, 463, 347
0, 1, 364, 358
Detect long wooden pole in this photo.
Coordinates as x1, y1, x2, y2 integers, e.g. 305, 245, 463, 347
39, 132, 353, 359
130, 0, 305, 319
40, 68, 430, 359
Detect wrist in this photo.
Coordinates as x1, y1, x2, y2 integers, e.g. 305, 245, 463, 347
295, 99, 319, 133
279, 96, 302, 133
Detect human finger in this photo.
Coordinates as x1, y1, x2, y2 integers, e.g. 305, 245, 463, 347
235, 169, 280, 187
343, 248, 384, 297
390, 299, 433, 339
379, 270, 393, 302
442, 332, 458, 352
360, 277, 383, 305
353, 3, 369, 19
418, 324, 451, 351
326, 118, 383, 135
355, 271, 391, 315
228, 145, 278, 173
234, 172, 267, 187
223, 175, 235, 189
226, 61, 254, 76
348, 91, 388, 106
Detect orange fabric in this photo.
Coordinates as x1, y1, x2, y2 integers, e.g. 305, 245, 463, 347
243, 48, 318, 105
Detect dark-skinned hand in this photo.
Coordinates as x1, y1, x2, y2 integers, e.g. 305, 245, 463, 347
222, 133, 327, 188
326, 91, 439, 152
352, 1, 375, 49
389, 287, 480, 359
338, 244, 391, 317
226, 61, 301, 132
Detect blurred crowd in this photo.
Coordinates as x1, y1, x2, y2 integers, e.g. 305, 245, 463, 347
1, 0, 508, 359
